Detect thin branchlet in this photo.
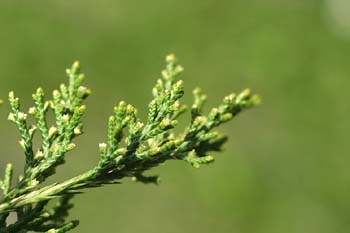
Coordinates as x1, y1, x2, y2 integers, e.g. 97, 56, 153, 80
0, 54, 260, 233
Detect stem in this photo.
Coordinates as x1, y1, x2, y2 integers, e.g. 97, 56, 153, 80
0, 170, 94, 213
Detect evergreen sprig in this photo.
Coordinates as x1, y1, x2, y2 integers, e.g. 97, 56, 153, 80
0, 54, 260, 232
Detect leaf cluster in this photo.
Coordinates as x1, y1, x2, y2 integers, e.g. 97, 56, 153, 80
0, 55, 260, 232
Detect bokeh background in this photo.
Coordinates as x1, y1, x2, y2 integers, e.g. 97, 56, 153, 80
0, 1, 350, 232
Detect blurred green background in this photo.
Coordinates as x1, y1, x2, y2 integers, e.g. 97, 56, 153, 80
1, 0, 350, 232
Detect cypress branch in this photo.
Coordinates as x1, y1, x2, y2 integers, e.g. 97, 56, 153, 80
0, 54, 260, 233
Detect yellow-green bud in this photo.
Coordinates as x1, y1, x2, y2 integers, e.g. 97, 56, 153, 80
175, 65, 184, 73
53, 90, 61, 98
18, 139, 25, 149
62, 114, 70, 122
72, 61, 80, 73
48, 126, 59, 138
118, 101, 126, 108
193, 116, 207, 127
160, 118, 171, 129
188, 150, 196, 158
8, 91, 15, 99
77, 86, 87, 94
29, 125, 37, 136
99, 143, 107, 154
74, 127, 82, 135
236, 89, 251, 102
223, 93, 236, 104
116, 148, 127, 155
220, 113, 233, 122
28, 107, 37, 115
161, 70, 170, 80
7, 113, 15, 122
205, 155, 214, 162
44, 101, 50, 110
166, 54, 176, 63
78, 105, 86, 113
66, 143, 76, 151
36, 87, 44, 95
28, 179, 39, 187
152, 87, 159, 96
52, 144, 60, 153
18, 112, 27, 121
209, 108, 219, 119
174, 80, 184, 90
152, 147, 161, 155
77, 73, 85, 82
35, 150, 44, 160
126, 104, 136, 115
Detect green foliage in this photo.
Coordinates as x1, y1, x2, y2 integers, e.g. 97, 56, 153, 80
0, 55, 259, 232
